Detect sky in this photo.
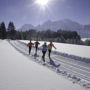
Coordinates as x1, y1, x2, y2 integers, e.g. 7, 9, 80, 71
0, 0, 90, 29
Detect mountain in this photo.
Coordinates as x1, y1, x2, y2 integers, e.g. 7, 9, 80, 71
82, 25, 90, 38
84, 25, 90, 31
36, 19, 84, 31
20, 24, 34, 31
19, 19, 90, 38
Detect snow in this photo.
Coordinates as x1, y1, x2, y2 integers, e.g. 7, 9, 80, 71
54, 42, 90, 59
82, 38, 90, 41
0, 40, 87, 90
20, 40, 90, 59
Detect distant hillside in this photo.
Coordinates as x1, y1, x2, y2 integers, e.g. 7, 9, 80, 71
19, 19, 90, 38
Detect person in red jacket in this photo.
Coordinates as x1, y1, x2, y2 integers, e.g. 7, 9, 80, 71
27, 40, 34, 55
34, 40, 40, 54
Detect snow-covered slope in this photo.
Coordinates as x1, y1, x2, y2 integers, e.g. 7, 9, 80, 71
10, 40, 90, 87
0, 40, 90, 90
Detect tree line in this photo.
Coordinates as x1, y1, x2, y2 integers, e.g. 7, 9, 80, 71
0, 21, 16, 40
0, 21, 90, 46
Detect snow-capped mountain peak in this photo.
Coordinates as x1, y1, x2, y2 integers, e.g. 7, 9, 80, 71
19, 19, 90, 37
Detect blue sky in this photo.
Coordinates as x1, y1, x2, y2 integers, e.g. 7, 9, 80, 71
0, 0, 90, 29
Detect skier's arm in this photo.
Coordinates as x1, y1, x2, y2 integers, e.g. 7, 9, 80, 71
38, 42, 40, 44
53, 44, 56, 49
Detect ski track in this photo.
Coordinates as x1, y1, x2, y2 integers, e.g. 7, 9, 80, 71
53, 57, 90, 76
8, 40, 90, 89
51, 54, 90, 69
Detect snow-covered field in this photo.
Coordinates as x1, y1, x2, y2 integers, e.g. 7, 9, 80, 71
21, 40, 90, 59
0, 39, 90, 90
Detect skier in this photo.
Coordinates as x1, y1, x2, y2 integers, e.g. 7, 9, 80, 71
27, 40, 34, 55
42, 42, 48, 62
34, 40, 40, 55
48, 41, 56, 59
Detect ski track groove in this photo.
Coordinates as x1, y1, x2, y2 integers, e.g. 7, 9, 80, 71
8, 40, 90, 88
52, 55, 90, 71
53, 57, 90, 76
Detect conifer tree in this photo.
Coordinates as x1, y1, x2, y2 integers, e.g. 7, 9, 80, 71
0, 23, 2, 39
0, 22, 7, 39
7, 21, 16, 39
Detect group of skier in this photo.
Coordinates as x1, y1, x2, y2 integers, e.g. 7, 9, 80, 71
27, 40, 56, 62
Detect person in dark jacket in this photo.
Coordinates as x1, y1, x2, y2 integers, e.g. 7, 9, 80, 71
42, 42, 47, 62
34, 40, 40, 54
27, 40, 34, 55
